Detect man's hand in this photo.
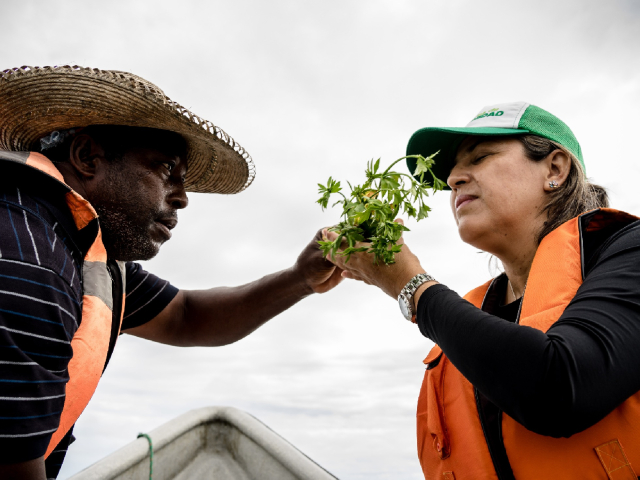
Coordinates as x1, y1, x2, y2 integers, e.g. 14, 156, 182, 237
293, 229, 344, 294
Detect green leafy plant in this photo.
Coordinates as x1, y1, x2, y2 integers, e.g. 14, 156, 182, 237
317, 152, 445, 265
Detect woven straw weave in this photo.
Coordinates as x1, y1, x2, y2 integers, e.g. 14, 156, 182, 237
0, 65, 255, 194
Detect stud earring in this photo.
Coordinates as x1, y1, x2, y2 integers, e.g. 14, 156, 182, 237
549, 181, 559, 189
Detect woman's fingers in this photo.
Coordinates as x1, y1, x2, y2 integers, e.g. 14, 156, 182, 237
323, 228, 370, 250
322, 228, 341, 242
321, 228, 370, 270
341, 270, 371, 285
320, 227, 377, 286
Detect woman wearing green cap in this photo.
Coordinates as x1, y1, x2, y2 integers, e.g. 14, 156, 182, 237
325, 102, 640, 479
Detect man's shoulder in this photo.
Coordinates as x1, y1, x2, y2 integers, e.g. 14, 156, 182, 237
0, 180, 81, 292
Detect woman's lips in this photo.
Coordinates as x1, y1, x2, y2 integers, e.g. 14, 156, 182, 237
455, 194, 477, 211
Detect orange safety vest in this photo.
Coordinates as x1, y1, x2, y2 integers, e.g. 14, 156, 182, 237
0, 151, 125, 458
417, 209, 640, 480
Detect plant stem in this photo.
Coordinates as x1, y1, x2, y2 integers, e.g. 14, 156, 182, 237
381, 155, 424, 176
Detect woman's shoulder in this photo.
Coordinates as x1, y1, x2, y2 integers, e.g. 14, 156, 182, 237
598, 218, 640, 254
584, 215, 640, 276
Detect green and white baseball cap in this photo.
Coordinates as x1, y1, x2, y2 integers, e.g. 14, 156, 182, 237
406, 102, 584, 189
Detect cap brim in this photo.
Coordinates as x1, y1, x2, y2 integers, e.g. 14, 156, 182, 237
406, 127, 530, 190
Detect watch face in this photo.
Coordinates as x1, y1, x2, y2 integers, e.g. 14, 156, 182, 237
399, 295, 411, 319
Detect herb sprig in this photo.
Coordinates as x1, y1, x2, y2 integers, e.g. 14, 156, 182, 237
317, 152, 445, 265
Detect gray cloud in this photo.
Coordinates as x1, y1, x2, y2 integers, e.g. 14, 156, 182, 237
1, 0, 639, 478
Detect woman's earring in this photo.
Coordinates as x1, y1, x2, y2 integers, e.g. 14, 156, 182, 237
549, 181, 559, 189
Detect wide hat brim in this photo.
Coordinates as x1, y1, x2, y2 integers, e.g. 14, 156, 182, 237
406, 126, 529, 190
0, 65, 255, 194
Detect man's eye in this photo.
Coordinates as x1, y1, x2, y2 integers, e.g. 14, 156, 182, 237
161, 162, 175, 173
472, 155, 488, 164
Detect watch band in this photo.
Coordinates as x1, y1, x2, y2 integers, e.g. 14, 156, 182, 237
398, 273, 436, 323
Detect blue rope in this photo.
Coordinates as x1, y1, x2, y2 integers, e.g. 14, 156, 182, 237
137, 433, 153, 480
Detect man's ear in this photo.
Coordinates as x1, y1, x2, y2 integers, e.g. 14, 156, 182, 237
68, 134, 107, 180
543, 149, 572, 191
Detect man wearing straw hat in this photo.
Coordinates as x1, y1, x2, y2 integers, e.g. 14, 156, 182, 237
0, 65, 343, 479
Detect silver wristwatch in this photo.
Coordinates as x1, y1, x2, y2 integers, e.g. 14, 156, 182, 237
398, 273, 436, 322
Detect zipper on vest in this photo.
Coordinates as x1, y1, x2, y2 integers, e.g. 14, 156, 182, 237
475, 275, 517, 480
474, 388, 497, 466
514, 283, 525, 325
474, 388, 516, 480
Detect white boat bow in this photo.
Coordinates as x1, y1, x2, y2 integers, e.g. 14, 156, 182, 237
68, 406, 339, 480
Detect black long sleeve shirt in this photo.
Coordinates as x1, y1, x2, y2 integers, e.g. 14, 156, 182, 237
416, 220, 640, 439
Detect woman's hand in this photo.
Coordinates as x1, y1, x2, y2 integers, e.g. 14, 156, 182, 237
322, 219, 428, 299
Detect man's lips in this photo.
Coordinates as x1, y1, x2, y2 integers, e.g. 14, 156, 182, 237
455, 194, 478, 211
156, 217, 177, 230
154, 217, 178, 238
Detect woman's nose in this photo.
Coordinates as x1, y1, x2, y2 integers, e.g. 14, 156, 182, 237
447, 165, 470, 189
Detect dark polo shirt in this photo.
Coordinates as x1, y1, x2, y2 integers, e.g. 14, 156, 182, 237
0, 166, 178, 478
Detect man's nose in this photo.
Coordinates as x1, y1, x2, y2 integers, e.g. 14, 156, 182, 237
169, 185, 189, 209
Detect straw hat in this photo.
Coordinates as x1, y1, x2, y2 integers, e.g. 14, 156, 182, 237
0, 65, 255, 194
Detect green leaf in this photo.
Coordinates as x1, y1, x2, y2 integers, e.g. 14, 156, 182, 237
353, 209, 372, 225
432, 176, 447, 191
317, 152, 444, 264
417, 204, 431, 221
412, 156, 429, 178
404, 202, 417, 218
380, 177, 400, 191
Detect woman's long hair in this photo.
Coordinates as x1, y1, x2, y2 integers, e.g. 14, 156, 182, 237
517, 135, 609, 244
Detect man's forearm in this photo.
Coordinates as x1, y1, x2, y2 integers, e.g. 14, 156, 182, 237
0, 457, 46, 480
128, 266, 313, 346
181, 266, 312, 346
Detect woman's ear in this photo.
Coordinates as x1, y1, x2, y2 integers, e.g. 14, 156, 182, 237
68, 134, 106, 180
543, 149, 571, 191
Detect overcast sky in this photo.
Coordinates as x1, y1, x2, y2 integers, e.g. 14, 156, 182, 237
2, 0, 640, 478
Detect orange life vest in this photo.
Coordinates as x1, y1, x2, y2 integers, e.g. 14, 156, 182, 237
417, 209, 640, 480
0, 151, 125, 458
